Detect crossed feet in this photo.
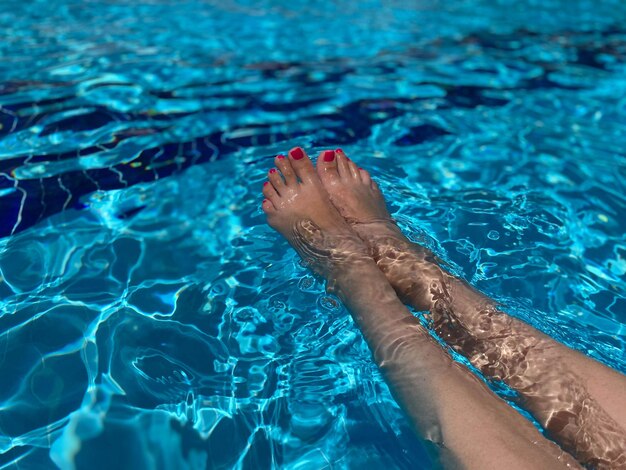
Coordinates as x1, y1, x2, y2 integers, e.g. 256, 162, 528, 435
261, 146, 436, 305
261, 146, 388, 247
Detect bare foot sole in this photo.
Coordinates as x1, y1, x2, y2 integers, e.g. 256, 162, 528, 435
262, 147, 369, 286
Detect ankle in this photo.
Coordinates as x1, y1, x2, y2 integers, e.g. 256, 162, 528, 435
350, 218, 405, 243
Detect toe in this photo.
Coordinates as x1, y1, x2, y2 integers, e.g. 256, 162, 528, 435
370, 179, 380, 192
261, 198, 276, 213
288, 146, 317, 183
359, 167, 372, 185
268, 168, 284, 192
262, 180, 280, 205
316, 149, 340, 184
348, 161, 361, 179
335, 151, 352, 179
336, 149, 360, 179
275, 154, 297, 186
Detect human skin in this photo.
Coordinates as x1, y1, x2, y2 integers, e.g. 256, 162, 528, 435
315, 147, 626, 469
261, 147, 579, 469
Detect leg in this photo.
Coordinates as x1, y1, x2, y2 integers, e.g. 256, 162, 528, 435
262, 148, 577, 469
316, 149, 626, 469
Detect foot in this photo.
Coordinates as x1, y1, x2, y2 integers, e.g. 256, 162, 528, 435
262, 147, 368, 282
315, 149, 441, 309
315, 148, 417, 243
314, 149, 392, 224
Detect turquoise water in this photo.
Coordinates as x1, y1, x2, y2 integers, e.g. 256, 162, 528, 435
1, 0, 626, 468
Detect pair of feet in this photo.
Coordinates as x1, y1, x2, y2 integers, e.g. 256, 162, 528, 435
261, 146, 396, 280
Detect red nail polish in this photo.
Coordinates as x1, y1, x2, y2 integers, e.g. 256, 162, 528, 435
269, 168, 276, 174
323, 150, 335, 162
336, 148, 343, 153
263, 181, 269, 186
262, 198, 268, 203
291, 147, 304, 160
358, 167, 364, 170
277, 154, 285, 159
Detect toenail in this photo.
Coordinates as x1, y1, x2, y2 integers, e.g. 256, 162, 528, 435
323, 150, 335, 162
277, 154, 285, 159
269, 168, 277, 174
358, 167, 363, 170
263, 181, 269, 186
291, 147, 304, 160
262, 198, 268, 203
335, 148, 343, 153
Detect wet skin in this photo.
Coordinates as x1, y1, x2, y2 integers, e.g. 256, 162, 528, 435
262, 147, 579, 470
314, 148, 626, 469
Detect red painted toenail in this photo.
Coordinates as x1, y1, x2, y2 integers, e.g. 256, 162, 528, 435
277, 154, 285, 159
323, 150, 335, 162
358, 167, 364, 170
336, 148, 343, 153
263, 181, 269, 186
263, 198, 268, 203
269, 168, 277, 174
291, 147, 304, 160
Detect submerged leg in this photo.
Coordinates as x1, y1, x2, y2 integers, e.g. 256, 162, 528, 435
262, 147, 577, 469
316, 148, 626, 469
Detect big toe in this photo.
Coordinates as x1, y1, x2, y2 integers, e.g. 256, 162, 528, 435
316, 149, 340, 185
288, 146, 317, 183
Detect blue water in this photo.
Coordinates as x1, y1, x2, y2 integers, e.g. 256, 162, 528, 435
1, 0, 626, 468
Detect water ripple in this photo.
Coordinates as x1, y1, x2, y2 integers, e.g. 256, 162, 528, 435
1, 0, 626, 468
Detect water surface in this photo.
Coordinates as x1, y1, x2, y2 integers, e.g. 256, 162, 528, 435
1, 0, 626, 468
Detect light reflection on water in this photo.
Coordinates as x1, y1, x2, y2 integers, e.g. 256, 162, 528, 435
1, 0, 626, 468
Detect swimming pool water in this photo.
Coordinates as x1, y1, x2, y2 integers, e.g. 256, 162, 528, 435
1, 0, 626, 468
